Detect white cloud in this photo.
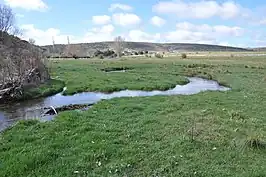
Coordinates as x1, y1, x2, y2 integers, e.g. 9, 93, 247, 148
258, 18, 266, 25
127, 30, 161, 42
92, 15, 111, 25
20, 24, 115, 45
84, 25, 115, 42
21, 24, 67, 45
165, 30, 215, 44
150, 16, 165, 27
153, 0, 242, 19
213, 25, 243, 37
109, 3, 133, 12
4, 0, 48, 11
112, 13, 141, 27
175, 22, 244, 36
165, 22, 244, 44
16, 14, 25, 18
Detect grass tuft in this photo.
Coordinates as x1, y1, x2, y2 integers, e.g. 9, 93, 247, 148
238, 134, 266, 152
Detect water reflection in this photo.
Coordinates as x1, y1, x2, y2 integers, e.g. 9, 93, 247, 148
0, 77, 230, 131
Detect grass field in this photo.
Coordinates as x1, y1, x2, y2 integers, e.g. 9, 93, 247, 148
1, 56, 266, 176
21, 79, 65, 100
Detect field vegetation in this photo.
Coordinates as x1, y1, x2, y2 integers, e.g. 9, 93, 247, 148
1, 55, 266, 176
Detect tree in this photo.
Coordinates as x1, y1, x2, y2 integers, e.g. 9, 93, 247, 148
0, 4, 15, 33
29, 38, 36, 45
114, 36, 125, 58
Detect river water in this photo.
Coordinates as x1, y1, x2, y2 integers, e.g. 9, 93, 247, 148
0, 77, 230, 131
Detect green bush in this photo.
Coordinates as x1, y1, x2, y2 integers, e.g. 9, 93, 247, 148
181, 53, 187, 59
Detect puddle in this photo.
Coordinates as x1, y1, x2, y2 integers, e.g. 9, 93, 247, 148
101, 67, 132, 73
0, 77, 230, 131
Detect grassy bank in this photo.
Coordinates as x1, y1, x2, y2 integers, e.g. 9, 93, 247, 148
20, 79, 65, 101
50, 59, 189, 95
1, 57, 266, 176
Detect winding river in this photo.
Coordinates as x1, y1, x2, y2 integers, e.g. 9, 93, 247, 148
0, 77, 230, 131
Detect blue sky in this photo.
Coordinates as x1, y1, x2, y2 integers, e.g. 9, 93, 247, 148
1, 0, 266, 47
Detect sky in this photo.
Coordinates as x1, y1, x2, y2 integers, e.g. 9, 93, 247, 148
1, 0, 266, 47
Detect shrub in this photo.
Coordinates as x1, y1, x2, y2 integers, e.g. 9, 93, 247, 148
99, 54, 104, 59
134, 52, 139, 55
181, 53, 187, 59
145, 50, 149, 54
103, 50, 115, 57
72, 54, 78, 59
94, 50, 103, 57
155, 53, 163, 58
139, 51, 144, 55
110, 53, 118, 58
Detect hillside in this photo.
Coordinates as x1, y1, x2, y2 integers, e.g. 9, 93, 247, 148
253, 47, 266, 51
0, 32, 50, 102
0, 32, 45, 58
42, 42, 253, 57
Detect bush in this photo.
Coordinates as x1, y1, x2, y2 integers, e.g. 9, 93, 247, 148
145, 50, 149, 54
155, 53, 163, 58
94, 50, 103, 57
72, 54, 78, 59
139, 51, 144, 55
103, 50, 115, 57
181, 53, 187, 59
99, 55, 104, 59
134, 52, 139, 55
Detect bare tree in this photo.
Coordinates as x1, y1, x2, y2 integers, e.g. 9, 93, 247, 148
0, 4, 15, 34
29, 38, 36, 45
63, 43, 81, 58
114, 36, 125, 57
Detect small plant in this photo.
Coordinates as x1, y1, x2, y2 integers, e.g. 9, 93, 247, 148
238, 134, 266, 152
181, 53, 187, 59
134, 52, 138, 55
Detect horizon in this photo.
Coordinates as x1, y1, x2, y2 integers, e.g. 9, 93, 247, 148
1, 0, 266, 48
40, 40, 252, 49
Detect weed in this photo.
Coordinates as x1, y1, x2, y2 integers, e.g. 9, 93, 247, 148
238, 133, 266, 152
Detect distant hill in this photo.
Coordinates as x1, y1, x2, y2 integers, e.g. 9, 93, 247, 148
253, 47, 266, 52
42, 42, 253, 57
